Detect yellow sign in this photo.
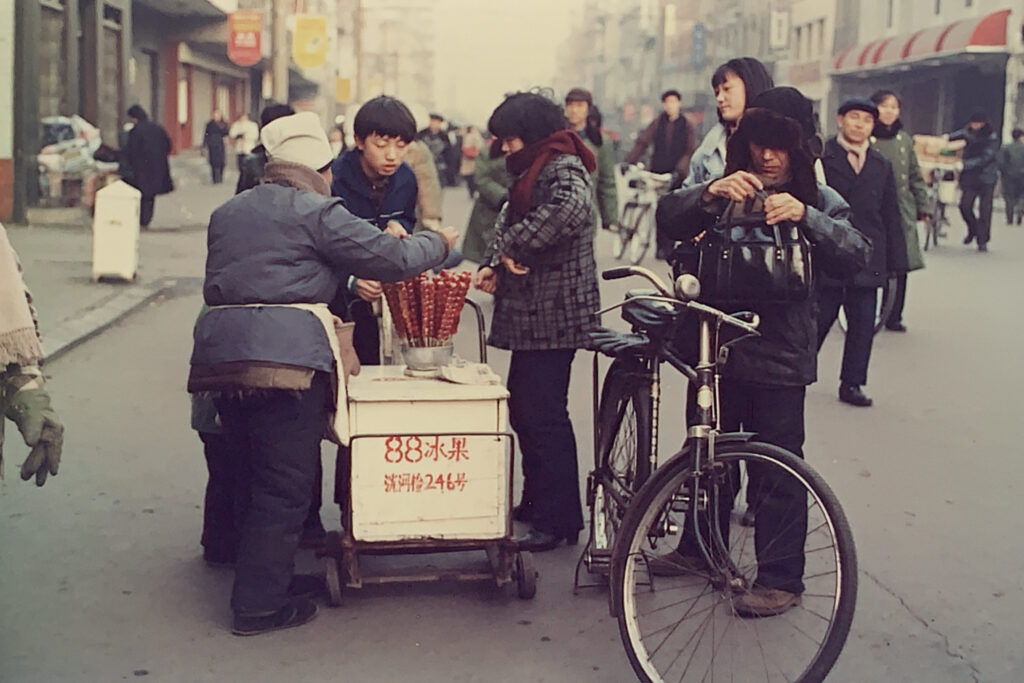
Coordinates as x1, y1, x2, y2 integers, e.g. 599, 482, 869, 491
293, 14, 328, 69
335, 77, 351, 103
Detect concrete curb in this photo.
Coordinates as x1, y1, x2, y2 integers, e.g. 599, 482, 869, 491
43, 278, 176, 362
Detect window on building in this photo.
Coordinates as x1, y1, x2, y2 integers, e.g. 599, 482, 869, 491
795, 25, 803, 60
935, 0, 941, 14
886, 0, 894, 28
817, 19, 825, 57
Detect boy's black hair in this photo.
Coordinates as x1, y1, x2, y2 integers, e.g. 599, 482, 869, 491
661, 89, 682, 101
127, 104, 148, 121
487, 91, 567, 145
259, 102, 295, 129
353, 96, 417, 142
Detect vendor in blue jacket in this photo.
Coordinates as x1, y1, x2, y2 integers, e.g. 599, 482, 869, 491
188, 111, 457, 636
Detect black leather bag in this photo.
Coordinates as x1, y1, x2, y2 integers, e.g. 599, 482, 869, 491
696, 212, 812, 305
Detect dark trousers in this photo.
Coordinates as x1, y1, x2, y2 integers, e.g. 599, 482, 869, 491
680, 380, 807, 594
237, 153, 246, 171
210, 163, 224, 184
817, 285, 877, 386
200, 432, 247, 558
960, 183, 995, 245
508, 349, 583, 536
886, 272, 908, 327
215, 374, 329, 615
140, 195, 155, 227
1002, 178, 1024, 223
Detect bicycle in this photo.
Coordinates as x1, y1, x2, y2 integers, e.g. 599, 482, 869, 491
612, 164, 674, 265
921, 164, 957, 251
600, 266, 857, 683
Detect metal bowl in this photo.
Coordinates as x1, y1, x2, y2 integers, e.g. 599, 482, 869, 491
401, 342, 454, 371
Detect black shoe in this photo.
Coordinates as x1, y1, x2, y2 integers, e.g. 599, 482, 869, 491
885, 322, 907, 332
515, 528, 579, 552
978, 243, 988, 252
511, 500, 533, 523
963, 233, 975, 245
838, 384, 873, 407
288, 574, 326, 600
232, 597, 318, 636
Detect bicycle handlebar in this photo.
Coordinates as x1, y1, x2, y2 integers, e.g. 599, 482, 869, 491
602, 265, 671, 296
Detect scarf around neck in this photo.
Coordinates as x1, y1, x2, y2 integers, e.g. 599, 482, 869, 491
262, 160, 331, 196
506, 130, 596, 221
837, 135, 870, 174
0, 226, 44, 366
872, 119, 902, 140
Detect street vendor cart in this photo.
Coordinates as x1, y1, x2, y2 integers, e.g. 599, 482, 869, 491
319, 273, 537, 604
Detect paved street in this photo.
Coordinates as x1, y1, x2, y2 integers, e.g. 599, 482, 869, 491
2, 176, 1022, 682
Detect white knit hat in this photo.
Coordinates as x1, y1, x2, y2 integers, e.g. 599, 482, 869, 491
260, 111, 334, 171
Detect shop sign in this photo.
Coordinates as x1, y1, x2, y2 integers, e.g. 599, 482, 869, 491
228, 10, 263, 67
293, 14, 328, 69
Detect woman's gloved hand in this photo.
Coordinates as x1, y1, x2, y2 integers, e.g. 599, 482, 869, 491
5, 387, 64, 486
332, 318, 361, 382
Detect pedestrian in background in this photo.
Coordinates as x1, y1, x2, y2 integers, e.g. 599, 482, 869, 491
474, 91, 599, 552
564, 87, 619, 233
869, 89, 930, 333
819, 98, 907, 408
460, 125, 484, 198
462, 137, 511, 263
416, 113, 454, 187
236, 103, 294, 194
229, 112, 259, 172
404, 139, 444, 232
997, 127, 1024, 225
122, 104, 173, 228
203, 110, 229, 184
949, 109, 1000, 251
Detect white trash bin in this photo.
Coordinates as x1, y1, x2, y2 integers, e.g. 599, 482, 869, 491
92, 180, 140, 281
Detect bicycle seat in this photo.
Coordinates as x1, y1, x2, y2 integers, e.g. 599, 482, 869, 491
588, 327, 649, 357
621, 289, 681, 333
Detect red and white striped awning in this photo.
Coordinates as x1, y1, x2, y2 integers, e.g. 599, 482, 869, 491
833, 8, 1011, 73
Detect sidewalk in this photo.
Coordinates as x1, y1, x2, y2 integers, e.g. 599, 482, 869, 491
7, 156, 236, 360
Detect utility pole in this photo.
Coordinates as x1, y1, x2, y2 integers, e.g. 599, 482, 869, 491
272, 0, 289, 103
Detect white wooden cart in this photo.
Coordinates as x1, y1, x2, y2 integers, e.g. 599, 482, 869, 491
319, 302, 537, 603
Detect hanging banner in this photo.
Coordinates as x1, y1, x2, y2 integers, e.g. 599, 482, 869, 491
293, 14, 328, 69
227, 10, 263, 67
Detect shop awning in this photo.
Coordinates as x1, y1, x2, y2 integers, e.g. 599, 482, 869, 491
833, 8, 1011, 73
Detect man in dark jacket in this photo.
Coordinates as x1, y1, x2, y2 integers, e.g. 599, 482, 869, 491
416, 113, 454, 187
654, 87, 870, 616
188, 111, 456, 635
996, 127, 1024, 225
819, 98, 907, 407
626, 89, 697, 177
950, 109, 1000, 250
122, 104, 173, 227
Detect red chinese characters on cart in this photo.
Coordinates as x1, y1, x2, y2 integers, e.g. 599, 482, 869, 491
383, 435, 471, 494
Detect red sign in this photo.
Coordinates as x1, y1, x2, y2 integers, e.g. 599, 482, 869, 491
228, 10, 263, 67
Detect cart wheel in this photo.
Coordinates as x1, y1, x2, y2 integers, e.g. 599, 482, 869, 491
323, 555, 343, 607
515, 551, 537, 600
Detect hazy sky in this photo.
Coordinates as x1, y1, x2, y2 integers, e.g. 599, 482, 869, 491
432, 0, 583, 125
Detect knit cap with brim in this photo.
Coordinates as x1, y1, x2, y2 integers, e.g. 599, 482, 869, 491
260, 111, 334, 171
837, 97, 878, 119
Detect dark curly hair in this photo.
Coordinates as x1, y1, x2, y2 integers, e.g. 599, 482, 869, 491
487, 90, 567, 145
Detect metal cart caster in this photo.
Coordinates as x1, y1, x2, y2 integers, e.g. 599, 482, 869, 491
322, 530, 343, 607
515, 551, 537, 599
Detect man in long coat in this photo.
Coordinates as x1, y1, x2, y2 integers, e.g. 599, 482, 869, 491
122, 104, 173, 228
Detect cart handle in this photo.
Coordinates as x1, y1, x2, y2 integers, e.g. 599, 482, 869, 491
463, 298, 488, 364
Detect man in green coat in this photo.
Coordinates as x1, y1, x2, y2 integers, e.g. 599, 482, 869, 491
462, 139, 512, 263
565, 88, 619, 232
997, 128, 1024, 225
870, 90, 930, 332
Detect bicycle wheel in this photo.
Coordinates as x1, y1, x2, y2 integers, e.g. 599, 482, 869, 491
614, 204, 639, 260
612, 441, 857, 683
627, 205, 654, 265
592, 358, 653, 555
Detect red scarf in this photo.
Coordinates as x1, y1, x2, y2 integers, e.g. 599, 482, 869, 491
506, 130, 596, 220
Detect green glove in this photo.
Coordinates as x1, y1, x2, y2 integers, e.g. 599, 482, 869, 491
5, 388, 63, 486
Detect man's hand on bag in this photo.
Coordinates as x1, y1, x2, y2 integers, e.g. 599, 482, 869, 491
5, 388, 64, 487
473, 267, 497, 294
354, 278, 383, 302
763, 192, 807, 225
704, 171, 764, 202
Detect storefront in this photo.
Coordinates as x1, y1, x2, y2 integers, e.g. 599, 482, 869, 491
831, 9, 1015, 137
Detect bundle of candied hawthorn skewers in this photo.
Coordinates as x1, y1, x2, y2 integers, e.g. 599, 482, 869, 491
382, 270, 473, 347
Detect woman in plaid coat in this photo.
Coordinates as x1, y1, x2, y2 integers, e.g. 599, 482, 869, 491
474, 91, 600, 552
